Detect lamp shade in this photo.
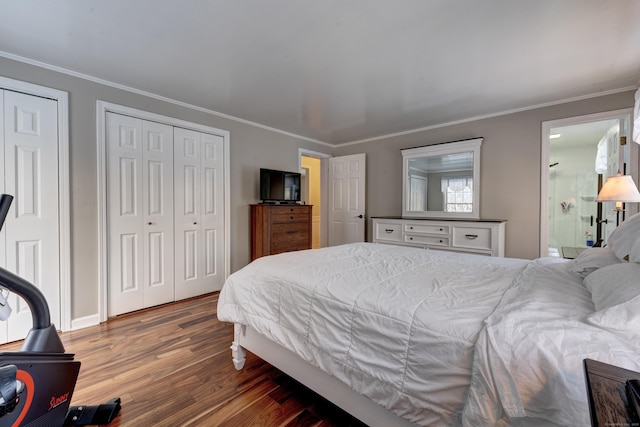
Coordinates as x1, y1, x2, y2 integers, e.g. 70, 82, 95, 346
596, 173, 640, 202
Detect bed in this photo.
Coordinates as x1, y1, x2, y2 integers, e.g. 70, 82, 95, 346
217, 213, 640, 426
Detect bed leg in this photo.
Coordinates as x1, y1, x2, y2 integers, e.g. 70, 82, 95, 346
231, 323, 246, 370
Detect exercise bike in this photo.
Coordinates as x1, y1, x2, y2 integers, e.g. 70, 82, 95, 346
0, 194, 120, 427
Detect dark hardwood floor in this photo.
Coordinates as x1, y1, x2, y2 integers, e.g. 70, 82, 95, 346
0, 293, 367, 427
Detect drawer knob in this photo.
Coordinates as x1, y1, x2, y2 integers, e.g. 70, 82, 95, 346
439, 228, 443, 231
385, 229, 394, 233
409, 226, 413, 230
465, 234, 478, 239
409, 237, 413, 240
439, 240, 443, 243
290, 216, 294, 220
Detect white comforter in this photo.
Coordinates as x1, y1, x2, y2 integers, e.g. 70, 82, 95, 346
217, 243, 640, 426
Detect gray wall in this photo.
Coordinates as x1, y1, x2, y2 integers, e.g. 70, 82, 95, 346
0, 57, 332, 320
334, 90, 636, 260
1, 55, 635, 322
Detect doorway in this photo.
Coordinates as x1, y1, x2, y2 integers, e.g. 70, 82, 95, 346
541, 109, 635, 257
301, 155, 322, 249
299, 148, 331, 248
298, 149, 367, 247
0, 76, 71, 343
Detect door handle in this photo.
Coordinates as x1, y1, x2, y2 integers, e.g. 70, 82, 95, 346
356, 214, 363, 219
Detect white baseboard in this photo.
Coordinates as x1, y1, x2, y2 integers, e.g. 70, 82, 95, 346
70, 313, 100, 331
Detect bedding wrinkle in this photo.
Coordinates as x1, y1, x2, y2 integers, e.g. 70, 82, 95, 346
219, 243, 564, 426
465, 258, 640, 426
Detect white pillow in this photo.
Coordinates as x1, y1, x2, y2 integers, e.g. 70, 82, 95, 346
588, 294, 640, 333
585, 263, 640, 332
607, 212, 640, 261
571, 247, 620, 278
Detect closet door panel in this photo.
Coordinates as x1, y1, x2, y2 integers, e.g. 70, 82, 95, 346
108, 114, 176, 315
174, 127, 202, 300
201, 133, 224, 292
3, 91, 59, 341
142, 120, 174, 308
107, 113, 144, 316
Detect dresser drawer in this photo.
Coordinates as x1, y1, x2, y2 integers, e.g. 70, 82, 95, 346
271, 207, 310, 223
270, 222, 309, 241
374, 222, 402, 242
452, 226, 492, 251
270, 239, 309, 255
404, 234, 449, 247
404, 223, 449, 235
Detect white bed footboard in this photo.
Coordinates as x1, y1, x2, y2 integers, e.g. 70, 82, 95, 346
231, 323, 415, 427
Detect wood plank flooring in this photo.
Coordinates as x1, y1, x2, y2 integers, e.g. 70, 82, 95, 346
0, 293, 367, 427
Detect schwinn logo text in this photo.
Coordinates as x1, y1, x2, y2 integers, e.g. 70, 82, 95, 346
49, 392, 69, 411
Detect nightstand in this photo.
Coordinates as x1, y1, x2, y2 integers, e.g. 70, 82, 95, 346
584, 358, 640, 426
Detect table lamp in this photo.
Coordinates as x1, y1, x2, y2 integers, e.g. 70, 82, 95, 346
596, 171, 640, 225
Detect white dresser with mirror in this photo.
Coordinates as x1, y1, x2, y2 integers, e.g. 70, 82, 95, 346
374, 137, 506, 256
372, 217, 506, 257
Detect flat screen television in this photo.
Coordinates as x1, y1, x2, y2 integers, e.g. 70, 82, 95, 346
260, 168, 301, 203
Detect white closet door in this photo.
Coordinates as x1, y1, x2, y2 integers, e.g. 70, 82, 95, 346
107, 113, 175, 316
200, 132, 225, 293
107, 113, 144, 316
174, 128, 224, 299
2, 90, 60, 342
142, 120, 174, 308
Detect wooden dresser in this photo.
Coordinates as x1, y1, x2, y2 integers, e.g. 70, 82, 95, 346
251, 204, 312, 261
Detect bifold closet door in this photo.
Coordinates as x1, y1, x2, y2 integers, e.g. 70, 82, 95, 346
107, 113, 174, 316
174, 128, 225, 299
0, 90, 60, 342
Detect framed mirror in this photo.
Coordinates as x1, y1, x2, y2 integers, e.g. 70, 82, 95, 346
402, 138, 482, 219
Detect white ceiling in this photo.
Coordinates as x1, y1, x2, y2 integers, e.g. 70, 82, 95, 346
1, 0, 639, 145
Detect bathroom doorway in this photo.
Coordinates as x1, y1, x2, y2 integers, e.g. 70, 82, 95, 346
541, 109, 634, 258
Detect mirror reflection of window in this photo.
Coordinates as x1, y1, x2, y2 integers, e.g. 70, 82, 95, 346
402, 138, 482, 218
409, 175, 427, 211
441, 177, 473, 212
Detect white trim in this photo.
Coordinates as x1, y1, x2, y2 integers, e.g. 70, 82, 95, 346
339, 87, 638, 147
0, 76, 71, 332
96, 100, 231, 322
2, 51, 636, 149
298, 147, 331, 171
0, 50, 329, 147
70, 313, 100, 331
540, 108, 634, 257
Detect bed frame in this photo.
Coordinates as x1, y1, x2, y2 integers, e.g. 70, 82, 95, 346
231, 323, 415, 427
